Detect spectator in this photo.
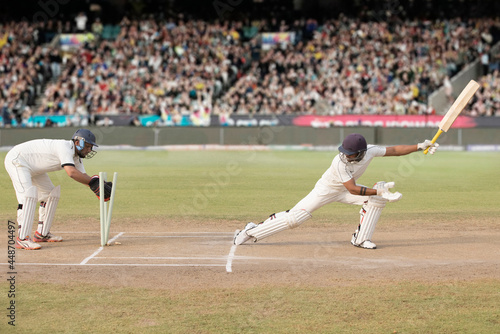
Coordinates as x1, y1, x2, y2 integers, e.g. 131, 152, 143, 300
1, 99, 13, 127
443, 75, 453, 103
91, 18, 103, 36
481, 45, 490, 76
49, 49, 63, 79
75, 12, 88, 33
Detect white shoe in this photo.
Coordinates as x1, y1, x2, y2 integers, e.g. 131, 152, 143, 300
359, 240, 377, 249
351, 231, 377, 249
352, 239, 377, 249
33, 231, 63, 242
16, 236, 41, 250
233, 222, 258, 245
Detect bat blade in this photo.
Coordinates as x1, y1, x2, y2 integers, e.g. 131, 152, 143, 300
424, 80, 480, 155
439, 80, 480, 132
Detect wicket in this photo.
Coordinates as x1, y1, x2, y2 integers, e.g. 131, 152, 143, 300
99, 172, 118, 246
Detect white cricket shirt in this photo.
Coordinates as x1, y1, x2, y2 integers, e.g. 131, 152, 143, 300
317, 145, 386, 188
9, 139, 86, 175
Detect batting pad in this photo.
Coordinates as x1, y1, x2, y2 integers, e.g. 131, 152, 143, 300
248, 209, 312, 242
354, 196, 386, 245
40, 186, 60, 236
18, 186, 38, 240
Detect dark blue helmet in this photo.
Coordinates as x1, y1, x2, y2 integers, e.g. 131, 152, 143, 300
339, 133, 367, 163
72, 129, 98, 159
72, 129, 98, 146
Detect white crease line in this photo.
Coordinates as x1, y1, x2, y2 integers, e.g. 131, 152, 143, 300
95, 256, 227, 260
80, 247, 104, 265
124, 232, 234, 234
12, 263, 225, 267
51, 231, 234, 235
226, 230, 239, 273
80, 232, 125, 265
77, 255, 283, 260
120, 235, 230, 238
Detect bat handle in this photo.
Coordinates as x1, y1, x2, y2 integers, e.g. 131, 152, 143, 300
424, 129, 443, 155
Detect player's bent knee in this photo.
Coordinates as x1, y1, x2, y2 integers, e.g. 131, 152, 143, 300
288, 209, 312, 228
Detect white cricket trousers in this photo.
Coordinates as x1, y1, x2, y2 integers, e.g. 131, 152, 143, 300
4, 150, 55, 204
291, 183, 368, 213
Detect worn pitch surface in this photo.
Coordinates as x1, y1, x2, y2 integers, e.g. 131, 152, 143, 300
6, 218, 499, 290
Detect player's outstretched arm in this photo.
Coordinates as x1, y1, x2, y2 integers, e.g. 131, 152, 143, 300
343, 179, 402, 202
343, 178, 378, 196
63, 165, 92, 185
385, 140, 439, 157
384, 144, 418, 156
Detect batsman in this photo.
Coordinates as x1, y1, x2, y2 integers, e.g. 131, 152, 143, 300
4, 129, 112, 250
234, 133, 439, 249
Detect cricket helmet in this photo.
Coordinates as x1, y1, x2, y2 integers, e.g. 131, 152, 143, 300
339, 133, 367, 163
72, 129, 98, 159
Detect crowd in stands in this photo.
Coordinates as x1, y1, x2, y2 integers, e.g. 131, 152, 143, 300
219, 16, 499, 116
467, 69, 500, 116
38, 17, 249, 126
0, 21, 53, 127
1, 13, 500, 128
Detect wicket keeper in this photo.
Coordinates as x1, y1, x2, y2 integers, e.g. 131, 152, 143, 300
4, 129, 112, 250
234, 133, 439, 249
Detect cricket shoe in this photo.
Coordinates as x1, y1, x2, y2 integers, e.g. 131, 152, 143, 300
233, 222, 258, 245
351, 231, 377, 249
33, 231, 63, 242
356, 240, 377, 249
16, 236, 41, 250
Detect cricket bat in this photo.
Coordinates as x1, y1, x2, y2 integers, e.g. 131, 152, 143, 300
424, 80, 480, 154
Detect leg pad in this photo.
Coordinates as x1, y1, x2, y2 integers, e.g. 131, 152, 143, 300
39, 186, 60, 236
18, 186, 38, 240
248, 209, 312, 242
352, 195, 386, 246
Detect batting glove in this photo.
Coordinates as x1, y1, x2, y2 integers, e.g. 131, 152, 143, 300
418, 140, 439, 155
375, 181, 403, 202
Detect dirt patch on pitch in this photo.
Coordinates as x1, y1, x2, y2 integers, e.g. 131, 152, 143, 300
9, 218, 500, 290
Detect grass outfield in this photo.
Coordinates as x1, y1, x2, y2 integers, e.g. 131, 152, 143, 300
3, 281, 500, 333
2, 150, 498, 222
1, 150, 499, 333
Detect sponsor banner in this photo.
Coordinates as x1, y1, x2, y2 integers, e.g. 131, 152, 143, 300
1, 115, 73, 128
467, 145, 500, 151
59, 33, 95, 48
2, 114, 499, 128
138, 115, 293, 127
214, 115, 293, 127
0, 114, 134, 128
473, 117, 500, 127
261, 32, 296, 50
293, 115, 478, 128
138, 114, 206, 127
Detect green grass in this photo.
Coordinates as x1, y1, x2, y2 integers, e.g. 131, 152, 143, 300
2, 150, 498, 222
1, 281, 499, 333
1, 150, 500, 333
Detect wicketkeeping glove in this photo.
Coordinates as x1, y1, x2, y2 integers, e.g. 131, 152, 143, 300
418, 139, 439, 155
88, 175, 112, 202
374, 181, 402, 202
